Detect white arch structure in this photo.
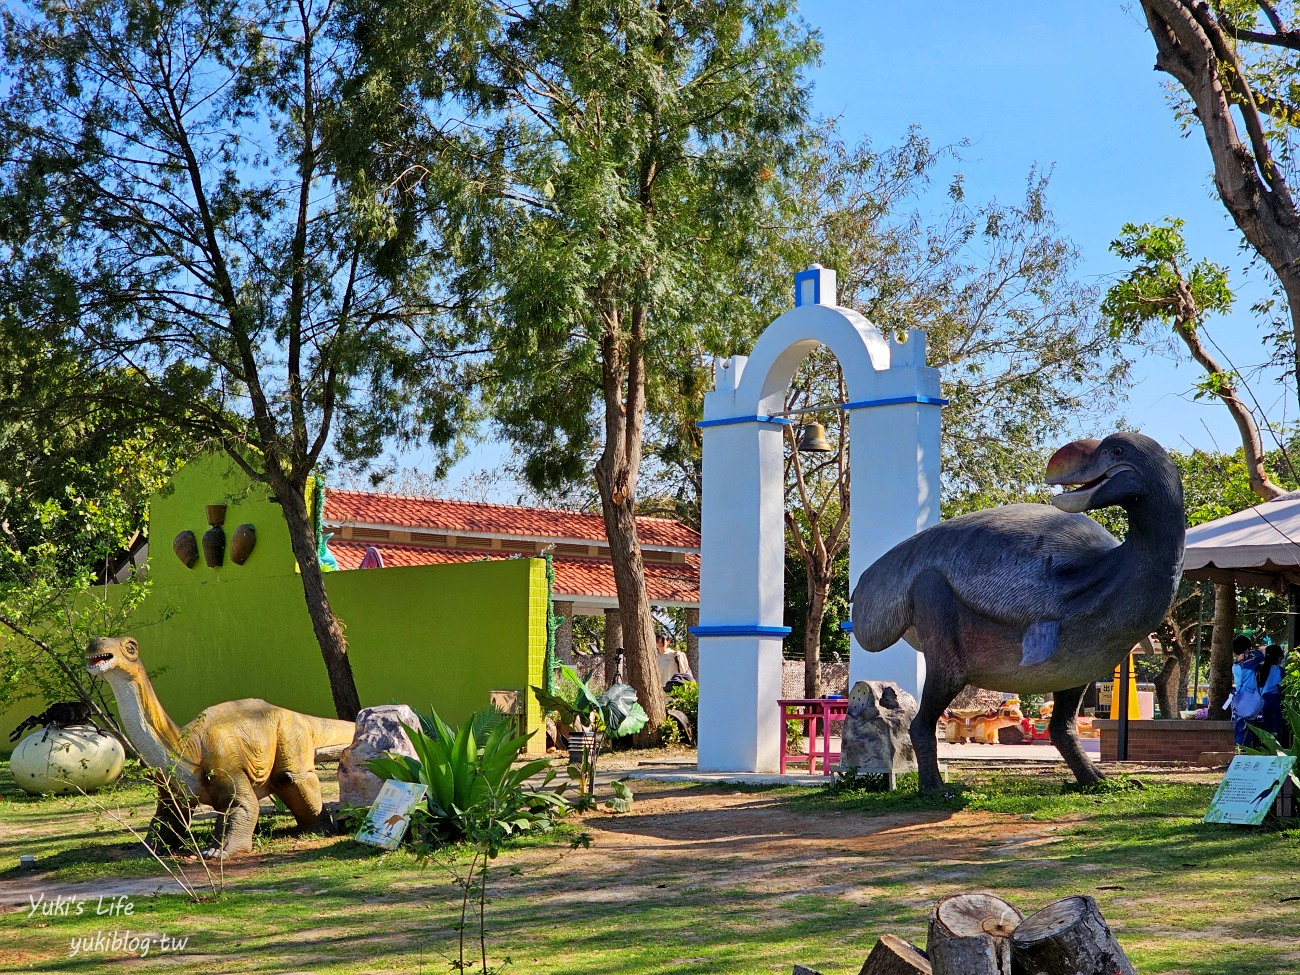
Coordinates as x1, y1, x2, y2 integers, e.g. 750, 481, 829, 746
693, 266, 944, 772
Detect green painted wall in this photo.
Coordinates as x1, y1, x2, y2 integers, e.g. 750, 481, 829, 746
4, 455, 548, 753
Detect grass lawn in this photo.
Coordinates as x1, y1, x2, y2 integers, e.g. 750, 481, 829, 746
1, 757, 1297, 974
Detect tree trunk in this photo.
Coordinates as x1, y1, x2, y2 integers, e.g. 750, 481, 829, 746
926, 893, 1021, 975
603, 607, 623, 689
858, 935, 931, 975
593, 316, 666, 741
1011, 895, 1136, 975
274, 472, 361, 720
1209, 582, 1237, 713
1153, 650, 1183, 720
803, 574, 828, 699
1140, 1, 1300, 416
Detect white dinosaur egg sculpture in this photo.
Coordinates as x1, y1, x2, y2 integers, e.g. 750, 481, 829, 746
10, 726, 125, 795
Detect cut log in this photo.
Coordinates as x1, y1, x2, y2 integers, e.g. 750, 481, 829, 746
928, 933, 1001, 975
792, 966, 824, 975
1011, 895, 1137, 975
927, 893, 1023, 975
858, 934, 932, 975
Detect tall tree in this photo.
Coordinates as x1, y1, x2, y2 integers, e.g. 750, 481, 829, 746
1138, 1, 1300, 413
1105, 218, 1293, 500
449, 0, 818, 733
0, 0, 475, 718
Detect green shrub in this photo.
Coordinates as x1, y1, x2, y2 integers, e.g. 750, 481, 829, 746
366, 705, 568, 845
667, 680, 698, 733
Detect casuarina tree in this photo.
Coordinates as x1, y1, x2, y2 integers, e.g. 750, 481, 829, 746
0, 0, 477, 718
438, 0, 819, 733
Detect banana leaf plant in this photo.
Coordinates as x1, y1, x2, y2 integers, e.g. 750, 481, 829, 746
1245, 699, 1300, 793
532, 662, 648, 796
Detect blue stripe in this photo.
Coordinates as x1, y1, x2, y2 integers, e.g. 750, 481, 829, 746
696, 415, 794, 429
841, 394, 948, 410
689, 625, 792, 638
839, 620, 854, 632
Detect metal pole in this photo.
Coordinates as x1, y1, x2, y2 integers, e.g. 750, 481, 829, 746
1116, 652, 1131, 761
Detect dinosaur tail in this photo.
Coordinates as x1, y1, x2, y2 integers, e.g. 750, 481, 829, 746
850, 548, 916, 652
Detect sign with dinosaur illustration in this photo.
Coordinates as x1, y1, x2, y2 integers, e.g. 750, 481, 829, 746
1204, 755, 1296, 825
356, 780, 428, 850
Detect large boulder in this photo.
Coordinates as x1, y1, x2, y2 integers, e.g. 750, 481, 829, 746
839, 680, 917, 774
338, 704, 419, 808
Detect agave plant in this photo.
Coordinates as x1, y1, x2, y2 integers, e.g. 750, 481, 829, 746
365, 705, 568, 845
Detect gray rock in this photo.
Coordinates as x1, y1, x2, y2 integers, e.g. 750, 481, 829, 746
338, 704, 420, 808
839, 680, 917, 774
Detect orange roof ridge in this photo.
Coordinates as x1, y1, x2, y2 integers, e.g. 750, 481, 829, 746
325, 487, 686, 524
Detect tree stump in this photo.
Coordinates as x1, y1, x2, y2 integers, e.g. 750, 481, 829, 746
927, 892, 1023, 974
1011, 895, 1137, 975
859, 934, 932, 975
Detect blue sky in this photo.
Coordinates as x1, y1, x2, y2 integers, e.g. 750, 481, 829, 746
804, 0, 1292, 453
432, 2, 1290, 495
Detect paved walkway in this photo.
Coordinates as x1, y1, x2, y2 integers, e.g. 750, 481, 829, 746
621, 738, 1100, 788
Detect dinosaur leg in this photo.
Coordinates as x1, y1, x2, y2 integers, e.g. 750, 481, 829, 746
274, 767, 326, 833
203, 769, 260, 858
909, 569, 969, 794
1049, 684, 1104, 788
150, 784, 194, 852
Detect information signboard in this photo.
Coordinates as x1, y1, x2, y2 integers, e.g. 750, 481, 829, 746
355, 779, 428, 850
1204, 754, 1297, 825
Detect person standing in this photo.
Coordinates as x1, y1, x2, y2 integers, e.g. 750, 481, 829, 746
655, 631, 694, 690
1229, 635, 1265, 747
1257, 644, 1285, 738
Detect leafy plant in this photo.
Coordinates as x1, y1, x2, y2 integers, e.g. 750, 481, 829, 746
532, 663, 649, 737
667, 680, 699, 735
532, 663, 648, 797
366, 706, 568, 845
1245, 700, 1300, 792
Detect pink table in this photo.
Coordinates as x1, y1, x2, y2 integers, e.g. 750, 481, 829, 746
778, 697, 849, 775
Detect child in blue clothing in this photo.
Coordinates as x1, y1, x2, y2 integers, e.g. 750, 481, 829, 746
1256, 644, 1285, 738
1230, 635, 1265, 747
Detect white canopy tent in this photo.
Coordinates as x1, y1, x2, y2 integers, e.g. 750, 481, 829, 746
1183, 493, 1300, 591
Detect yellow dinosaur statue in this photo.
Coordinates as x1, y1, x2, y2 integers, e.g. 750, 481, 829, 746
87, 636, 356, 858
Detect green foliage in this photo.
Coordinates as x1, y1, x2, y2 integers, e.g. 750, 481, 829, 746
1245, 700, 1300, 793
783, 535, 850, 661
531, 663, 648, 739
666, 680, 699, 732
1104, 219, 1234, 338
603, 780, 633, 814
365, 706, 568, 846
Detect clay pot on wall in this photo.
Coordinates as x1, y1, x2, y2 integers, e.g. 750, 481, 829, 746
230, 523, 256, 565
206, 504, 227, 526
203, 525, 225, 568
173, 530, 199, 568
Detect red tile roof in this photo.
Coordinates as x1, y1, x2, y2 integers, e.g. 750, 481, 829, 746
329, 539, 699, 603
324, 490, 699, 549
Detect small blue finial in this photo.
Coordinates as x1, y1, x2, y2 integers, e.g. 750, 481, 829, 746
794, 264, 836, 307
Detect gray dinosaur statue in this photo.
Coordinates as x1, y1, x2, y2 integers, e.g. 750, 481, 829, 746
851, 432, 1185, 793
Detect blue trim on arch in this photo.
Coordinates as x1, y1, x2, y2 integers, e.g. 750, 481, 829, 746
839, 620, 854, 632
695, 415, 794, 429
689, 625, 793, 638
841, 394, 948, 410
794, 267, 822, 307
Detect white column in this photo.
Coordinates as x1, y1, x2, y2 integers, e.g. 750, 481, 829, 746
844, 334, 943, 701
695, 416, 789, 772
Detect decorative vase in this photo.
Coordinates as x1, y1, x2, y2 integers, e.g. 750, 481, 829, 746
202, 525, 226, 567
230, 523, 256, 565
172, 530, 199, 568
10, 726, 126, 795
205, 504, 227, 526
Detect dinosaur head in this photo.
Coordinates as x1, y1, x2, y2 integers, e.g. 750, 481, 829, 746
86, 636, 144, 680
1046, 432, 1175, 514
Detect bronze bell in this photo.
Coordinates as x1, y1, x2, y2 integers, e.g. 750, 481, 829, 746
797, 421, 833, 452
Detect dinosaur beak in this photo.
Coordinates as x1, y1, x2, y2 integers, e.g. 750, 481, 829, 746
1046, 438, 1109, 513
86, 639, 116, 674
